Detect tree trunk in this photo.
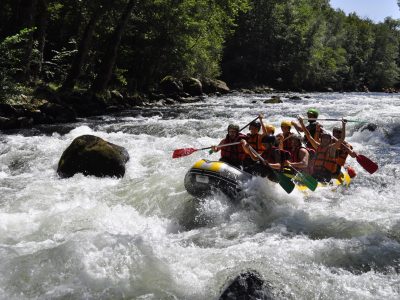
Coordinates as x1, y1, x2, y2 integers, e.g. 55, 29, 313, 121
91, 0, 136, 93
20, 0, 38, 82
61, 7, 104, 92
32, 0, 49, 80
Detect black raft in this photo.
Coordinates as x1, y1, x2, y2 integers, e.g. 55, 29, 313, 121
184, 159, 253, 201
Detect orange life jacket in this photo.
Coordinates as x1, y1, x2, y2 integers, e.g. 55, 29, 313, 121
221, 134, 246, 161
246, 133, 265, 154
313, 145, 337, 174
336, 142, 352, 166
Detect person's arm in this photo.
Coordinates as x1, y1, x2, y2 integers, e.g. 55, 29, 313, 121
314, 123, 322, 143
341, 142, 357, 158
331, 119, 346, 150
269, 149, 284, 170
286, 148, 309, 169
241, 139, 258, 160
259, 114, 267, 137
291, 121, 303, 132
298, 116, 319, 150
211, 138, 226, 152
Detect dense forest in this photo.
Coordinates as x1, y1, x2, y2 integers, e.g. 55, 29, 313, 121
1, 0, 400, 104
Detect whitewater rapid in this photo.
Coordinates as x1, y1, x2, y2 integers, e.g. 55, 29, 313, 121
0, 92, 399, 299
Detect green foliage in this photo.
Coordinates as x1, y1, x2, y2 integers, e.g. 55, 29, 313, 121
1, 0, 400, 96
42, 40, 78, 83
0, 28, 36, 100
222, 0, 400, 91
117, 0, 249, 90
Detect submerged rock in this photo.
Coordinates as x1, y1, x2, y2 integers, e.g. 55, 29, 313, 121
360, 123, 378, 132
57, 135, 129, 178
263, 96, 282, 104
219, 271, 274, 300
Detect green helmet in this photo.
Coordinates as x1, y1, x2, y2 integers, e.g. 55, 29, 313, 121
307, 108, 319, 117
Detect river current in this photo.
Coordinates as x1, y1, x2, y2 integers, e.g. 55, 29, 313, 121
0, 92, 399, 299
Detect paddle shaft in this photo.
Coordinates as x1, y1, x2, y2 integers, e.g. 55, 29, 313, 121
239, 116, 260, 132
303, 118, 366, 123
212, 141, 241, 150
248, 145, 277, 172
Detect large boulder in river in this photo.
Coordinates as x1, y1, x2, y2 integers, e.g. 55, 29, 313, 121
201, 78, 230, 94
160, 76, 183, 95
181, 77, 203, 96
57, 135, 129, 178
219, 271, 274, 300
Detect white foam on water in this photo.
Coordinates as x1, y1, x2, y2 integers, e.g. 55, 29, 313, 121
0, 92, 399, 299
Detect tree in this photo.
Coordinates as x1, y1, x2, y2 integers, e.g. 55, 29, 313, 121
61, 2, 109, 91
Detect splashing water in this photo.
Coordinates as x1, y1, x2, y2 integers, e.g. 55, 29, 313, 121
0, 92, 399, 299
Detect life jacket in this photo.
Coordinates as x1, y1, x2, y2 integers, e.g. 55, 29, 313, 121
261, 147, 289, 164
278, 132, 293, 151
246, 133, 265, 154
336, 142, 352, 166
220, 134, 246, 162
313, 145, 337, 174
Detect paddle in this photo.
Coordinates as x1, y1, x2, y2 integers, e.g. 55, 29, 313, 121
239, 116, 261, 132
340, 142, 379, 174
355, 154, 378, 174
303, 118, 367, 123
288, 165, 318, 191
248, 146, 295, 194
172, 142, 240, 159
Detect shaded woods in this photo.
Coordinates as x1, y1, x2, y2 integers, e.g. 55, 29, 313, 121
1, 0, 400, 103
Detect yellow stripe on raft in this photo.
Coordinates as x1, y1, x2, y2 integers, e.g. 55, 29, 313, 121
295, 172, 351, 191
192, 159, 223, 172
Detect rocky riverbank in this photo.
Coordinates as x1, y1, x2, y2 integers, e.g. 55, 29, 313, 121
0, 76, 232, 131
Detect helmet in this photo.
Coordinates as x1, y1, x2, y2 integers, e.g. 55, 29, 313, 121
262, 135, 276, 145
249, 121, 261, 129
307, 108, 319, 117
227, 124, 239, 132
281, 120, 292, 128
265, 124, 275, 134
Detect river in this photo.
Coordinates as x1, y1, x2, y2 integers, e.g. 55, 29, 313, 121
0, 92, 399, 299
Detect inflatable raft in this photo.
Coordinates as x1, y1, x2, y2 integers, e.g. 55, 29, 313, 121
285, 171, 351, 192
184, 160, 352, 199
184, 159, 253, 200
